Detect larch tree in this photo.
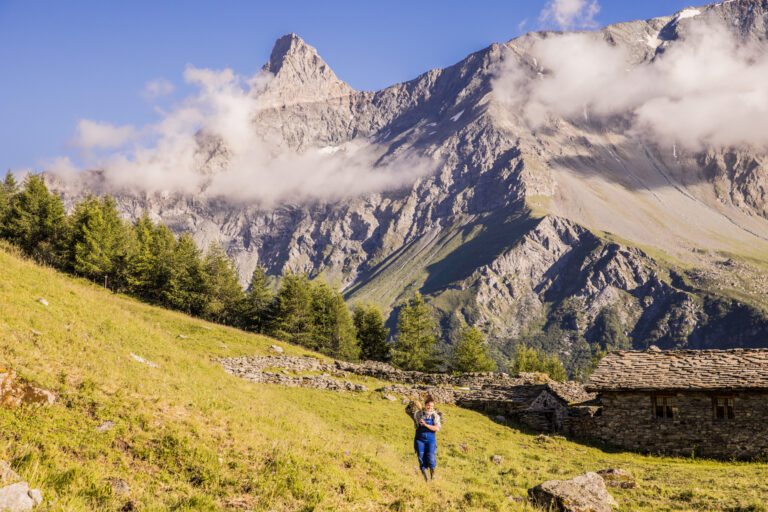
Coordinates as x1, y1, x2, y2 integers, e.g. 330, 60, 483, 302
311, 279, 359, 360
353, 303, 390, 362
451, 325, 497, 373
391, 293, 442, 372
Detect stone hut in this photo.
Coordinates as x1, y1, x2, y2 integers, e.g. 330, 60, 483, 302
581, 347, 768, 459
458, 381, 594, 432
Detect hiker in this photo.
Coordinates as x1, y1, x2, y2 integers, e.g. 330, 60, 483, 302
408, 395, 441, 482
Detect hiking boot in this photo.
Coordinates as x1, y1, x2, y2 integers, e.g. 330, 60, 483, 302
421, 469, 430, 482
429, 468, 435, 480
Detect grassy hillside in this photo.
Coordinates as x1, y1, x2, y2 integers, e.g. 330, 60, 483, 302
1, 243, 767, 511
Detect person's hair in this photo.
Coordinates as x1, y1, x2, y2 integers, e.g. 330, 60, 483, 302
425, 395, 436, 406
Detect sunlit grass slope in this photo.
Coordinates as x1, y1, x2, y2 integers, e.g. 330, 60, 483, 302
0, 243, 767, 511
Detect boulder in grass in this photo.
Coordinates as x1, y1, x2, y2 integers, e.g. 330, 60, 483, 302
0, 462, 21, 487
528, 472, 618, 512
269, 345, 284, 354
0, 368, 56, 408
596, 468, 636, 489
0, 481, 42, 511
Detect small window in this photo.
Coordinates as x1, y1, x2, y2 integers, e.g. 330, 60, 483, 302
713, 396, 735, 420
652, 395, 674, 419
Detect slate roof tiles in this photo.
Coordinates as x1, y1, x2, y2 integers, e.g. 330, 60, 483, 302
585, 348, 768, 392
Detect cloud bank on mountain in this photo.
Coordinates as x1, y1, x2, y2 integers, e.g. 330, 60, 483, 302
54, 65, 436, 205
493, 15, 768, 149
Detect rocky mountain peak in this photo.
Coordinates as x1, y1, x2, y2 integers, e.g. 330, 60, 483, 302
260, 33, 354, 106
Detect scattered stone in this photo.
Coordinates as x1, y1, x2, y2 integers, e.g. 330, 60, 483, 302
402, 398, 410, 405
129, 353, 158, 368
494, 415, 506, 423
29, 330, 43, 337
0, 461, 21, 486
1, 368, 56, 408
106, 478, 131, 496
269, 345, 284, 354
382, 394, 397, 401
0, 482, 39, 511
491, 455, 503, 465
596, 468, 636, 489
458, 442, 470, 454
177, 334, 189, 339
528, 472, 618, 512
37, 298, 48, 306
96, 421, 115, 433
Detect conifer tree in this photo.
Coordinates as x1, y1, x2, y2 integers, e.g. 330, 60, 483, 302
353, 303, 390, 362
267, 272, 314, 347
202, 242, 244, 324
311, 279, 359, 360
240, 266, 273, 333
511, 345, 567, 381
391, 293, 442, 372
451, 325, 497, 373
68, 195, 130, 288
167, 233, 211, 316
0, 170, 19, 227
127, 212, 176, 303
2, 174, 67, 265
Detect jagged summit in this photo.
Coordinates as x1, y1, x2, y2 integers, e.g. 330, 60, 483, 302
260, 33, 354, 105
264, 33, 314, 74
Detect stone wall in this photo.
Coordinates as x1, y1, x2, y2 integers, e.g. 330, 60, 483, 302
585, 391, 768, 459
217, 356, 595, 433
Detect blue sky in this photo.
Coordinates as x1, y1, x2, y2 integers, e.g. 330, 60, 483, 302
0, 0, 698, 172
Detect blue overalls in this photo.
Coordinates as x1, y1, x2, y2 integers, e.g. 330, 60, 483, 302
414, 415, 437, 470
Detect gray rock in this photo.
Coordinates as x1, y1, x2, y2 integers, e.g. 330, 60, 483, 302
177, 334, 189, 339
596, 468, 636, 489
106, 478, 131, 496
0, 462, 20, 487
0, 482, 36, 511
36, 299, 47, 307
96, 421, 115, 433
269, 345, 284, 354
493, 415, 506, 423
528, 472, 618, 512
382, 394, 397, 401
491, 455, 503, 465
26, 489, 42, 507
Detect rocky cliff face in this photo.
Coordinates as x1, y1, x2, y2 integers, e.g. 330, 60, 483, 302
50, 1, 768, 373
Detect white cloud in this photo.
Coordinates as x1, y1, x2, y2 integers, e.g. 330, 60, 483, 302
56, 66, 437, 204
43, 156, 80, 175
142, 78, 175, 99
493, 17, 768, 149
539, 0, 600, 31
70, 120, 138, 150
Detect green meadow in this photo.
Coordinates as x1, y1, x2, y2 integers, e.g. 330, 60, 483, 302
1, 243, 766, 511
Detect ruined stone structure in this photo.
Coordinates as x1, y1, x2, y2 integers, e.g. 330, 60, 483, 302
217, 355, 594, 431
580, 348, 768, 459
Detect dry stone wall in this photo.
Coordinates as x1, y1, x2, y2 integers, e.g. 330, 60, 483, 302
217, 356, 594, 434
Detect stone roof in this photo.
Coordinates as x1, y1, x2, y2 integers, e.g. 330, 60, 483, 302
585, 348, 768, 392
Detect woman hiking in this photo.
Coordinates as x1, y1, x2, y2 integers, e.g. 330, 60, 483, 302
408, 395, 441, 482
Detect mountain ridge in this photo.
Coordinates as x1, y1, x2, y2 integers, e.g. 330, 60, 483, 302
47, 0, 768, 373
